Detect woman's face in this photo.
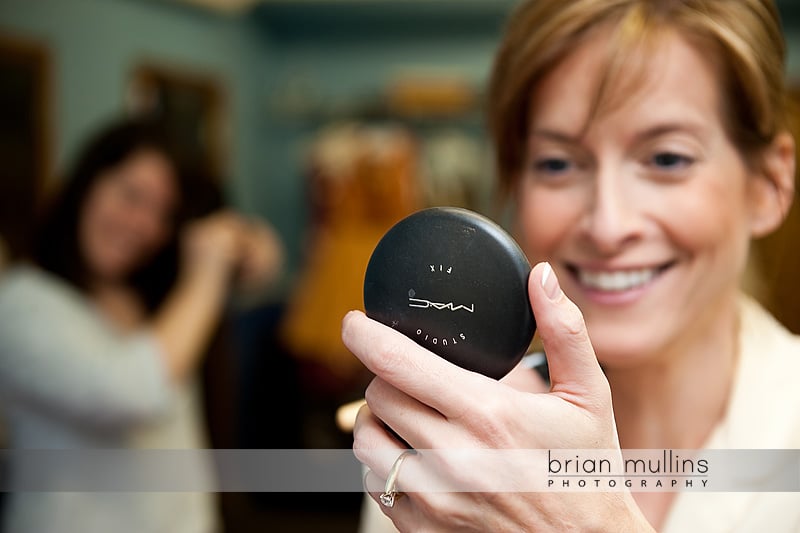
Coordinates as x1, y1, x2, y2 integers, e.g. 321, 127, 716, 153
79, 149, 178, 283
518, 29, 766, 367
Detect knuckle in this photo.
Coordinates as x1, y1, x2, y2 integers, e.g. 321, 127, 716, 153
472, 394, 499, 422
352, 436, 372, 465
340, 312, 358, 345
352, 420, 379, 463
371, 339, 406, 378
469, 394, 510, 442
480, 419, 510, 448
351, 437, 367, 462
560, 301, 588, 338
352, 403, 371, 433
414, 494, 465, 530
364, 379, 380, 406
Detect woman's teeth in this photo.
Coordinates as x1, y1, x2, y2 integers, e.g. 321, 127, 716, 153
577, 268, 658, 292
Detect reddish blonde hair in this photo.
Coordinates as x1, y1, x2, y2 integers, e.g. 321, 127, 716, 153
488, 0, 789, 192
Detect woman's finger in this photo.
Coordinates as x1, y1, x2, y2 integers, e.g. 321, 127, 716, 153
365, 377, 449, 449
530, 262, 610, 410
363, 467, 387, 497
342, 310, 493, 420
353, 406, 436, 494
352, 404, 406, 479
364, 466, 455, 533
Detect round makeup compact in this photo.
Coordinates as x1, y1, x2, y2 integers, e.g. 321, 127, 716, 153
363, 207, 535, 379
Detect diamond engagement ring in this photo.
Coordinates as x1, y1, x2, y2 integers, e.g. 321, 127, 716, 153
380, 450, 416, 508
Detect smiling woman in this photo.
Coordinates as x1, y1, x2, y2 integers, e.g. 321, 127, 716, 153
516, 22, 781, 367
351, 1, 800, 532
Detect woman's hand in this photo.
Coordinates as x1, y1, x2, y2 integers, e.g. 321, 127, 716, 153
180, 211, 246, 283
500, 356, 550, 394
344, 262, 654, 532
180, 212, 284, 294
234, 219, 284, 293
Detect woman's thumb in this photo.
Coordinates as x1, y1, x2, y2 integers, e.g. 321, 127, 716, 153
530, 262, 609, 407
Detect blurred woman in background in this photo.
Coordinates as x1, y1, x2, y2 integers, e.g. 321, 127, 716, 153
0, 118, 282, 533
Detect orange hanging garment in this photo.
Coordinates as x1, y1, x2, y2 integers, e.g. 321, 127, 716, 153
280, 123, 421, 384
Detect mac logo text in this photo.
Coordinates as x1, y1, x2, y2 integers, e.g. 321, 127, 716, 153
408, 297, 474, 313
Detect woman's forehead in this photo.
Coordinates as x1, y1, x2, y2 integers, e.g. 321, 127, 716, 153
528, 27, 723, 139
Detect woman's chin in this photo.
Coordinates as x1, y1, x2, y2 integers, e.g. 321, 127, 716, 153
88, 260, 136, 285
590, 332, 667, 370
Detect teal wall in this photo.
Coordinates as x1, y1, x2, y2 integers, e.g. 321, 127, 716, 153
0, 0, 512, 275
0, 0, 269, 215
6, 0, 799, 277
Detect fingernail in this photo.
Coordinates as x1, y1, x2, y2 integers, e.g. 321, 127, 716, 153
541, 262, 561, 300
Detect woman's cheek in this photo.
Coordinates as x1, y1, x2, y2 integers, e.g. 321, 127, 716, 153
516, 184, 584, 262
653, 177, 745, 257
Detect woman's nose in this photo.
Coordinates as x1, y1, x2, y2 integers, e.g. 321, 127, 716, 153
129, 202, 167, 242
579, 169, 643, 255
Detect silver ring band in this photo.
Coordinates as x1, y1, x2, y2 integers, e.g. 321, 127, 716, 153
380, 450, 416, 508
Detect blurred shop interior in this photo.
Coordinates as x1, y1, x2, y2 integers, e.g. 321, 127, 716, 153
3, 0, 800, 531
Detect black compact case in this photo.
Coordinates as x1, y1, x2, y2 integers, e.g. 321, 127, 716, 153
363, 207, 536, 379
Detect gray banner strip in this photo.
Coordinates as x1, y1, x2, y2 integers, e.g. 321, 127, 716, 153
0, 449, 364, 492
1, 449, 798, 493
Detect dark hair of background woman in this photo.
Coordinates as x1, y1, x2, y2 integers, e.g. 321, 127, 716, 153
34, 117, 223, 314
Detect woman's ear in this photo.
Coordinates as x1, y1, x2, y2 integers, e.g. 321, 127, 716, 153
748, 130, 796, 238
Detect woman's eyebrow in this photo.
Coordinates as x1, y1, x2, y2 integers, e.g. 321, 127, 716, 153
633, 121, 709, 142
530, 121, 709, 144
529, 128, 581, 143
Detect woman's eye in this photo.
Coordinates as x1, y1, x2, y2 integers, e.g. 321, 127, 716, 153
533, 158, 572, 174
651, 152, 693, 169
